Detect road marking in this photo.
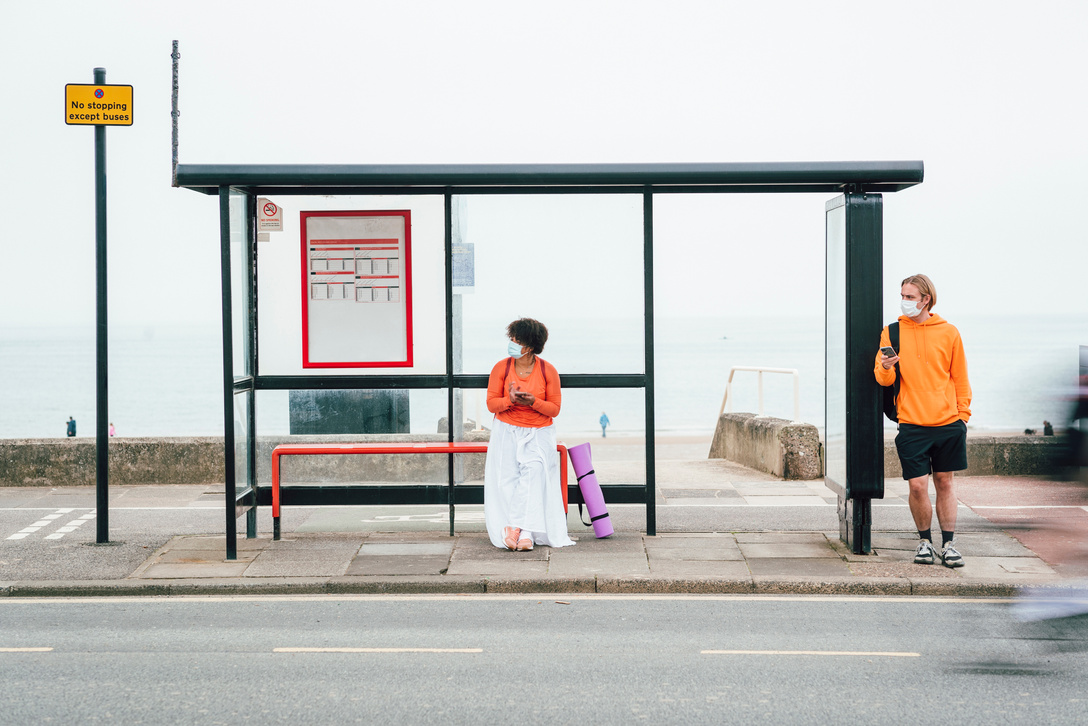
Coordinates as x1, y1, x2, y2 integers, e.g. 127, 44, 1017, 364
702, 649, 920, 657
0, 648, 53, 652
274, 647, 482, 653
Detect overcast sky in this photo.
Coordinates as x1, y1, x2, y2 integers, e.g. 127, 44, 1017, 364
2, 0, 1085, 333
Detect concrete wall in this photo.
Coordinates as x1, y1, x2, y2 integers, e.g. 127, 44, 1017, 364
710, 413, 1070, 480
883, 434, 1068, 478
709, 413, 823, 480
0, 433, 491, 487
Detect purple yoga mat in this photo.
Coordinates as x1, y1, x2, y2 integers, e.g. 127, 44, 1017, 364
567, 442, 613, 538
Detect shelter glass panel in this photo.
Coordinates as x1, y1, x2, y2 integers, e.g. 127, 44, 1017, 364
824, 197, 846, 489
253, 195, 446, 376
232, 389, 253, 495
254, 387, 450, 439
229, 189, 253, 378
453, 195, 645, 376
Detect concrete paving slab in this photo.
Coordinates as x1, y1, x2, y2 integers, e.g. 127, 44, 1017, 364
263, 535, 365, 551
137, 562, 251, 579
547, 555, 649, 577
344, 555, 450, 576
646, 560, 751, 577
157, 550, 259, 564
645, 545, 744, 562
561, 533, 645, 553
450, 546, 547, 561
735, 532, 829, 544
357, 543, 453, 556
737, 542, 839, 559
746, 558, 852, 577
954, 556, 1057, 578
165, 535, 270, 551
446, 559, 549, 577
244, 558, 351, 578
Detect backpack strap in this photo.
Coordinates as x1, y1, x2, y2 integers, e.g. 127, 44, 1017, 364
890, 322, 901, 410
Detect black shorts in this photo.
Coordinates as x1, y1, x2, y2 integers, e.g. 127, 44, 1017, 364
895, 420, 968, 480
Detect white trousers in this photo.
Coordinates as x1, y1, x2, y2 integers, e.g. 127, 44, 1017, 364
484, 419, 575, 549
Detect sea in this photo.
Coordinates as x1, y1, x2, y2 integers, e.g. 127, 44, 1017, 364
2, 315, 1085, 440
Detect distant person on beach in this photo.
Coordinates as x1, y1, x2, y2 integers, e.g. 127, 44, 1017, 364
484, 318, 574, 552
66, 417, 76, 437
600, 411, 610, 438
876, 274, 972, 568
109, 422, 116, 437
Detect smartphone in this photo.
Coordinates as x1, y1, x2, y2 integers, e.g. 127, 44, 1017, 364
880, 346, 897, 358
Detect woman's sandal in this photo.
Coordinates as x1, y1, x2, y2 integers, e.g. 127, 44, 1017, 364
502, 527, 521, 551
516, 537, 534, 551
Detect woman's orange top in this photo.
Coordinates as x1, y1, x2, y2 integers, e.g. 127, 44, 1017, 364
486, 357, 561, 428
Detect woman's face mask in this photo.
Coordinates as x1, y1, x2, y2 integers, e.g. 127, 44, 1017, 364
508, 340, 526, 359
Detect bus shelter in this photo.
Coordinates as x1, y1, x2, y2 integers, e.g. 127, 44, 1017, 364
175, 162, 923, 558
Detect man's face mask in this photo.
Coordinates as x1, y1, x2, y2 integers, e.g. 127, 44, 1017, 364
900, 298, 926, 317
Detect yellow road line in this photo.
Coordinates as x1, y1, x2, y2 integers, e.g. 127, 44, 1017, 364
702, 649, 919, 657
274, 647, 482, 653
0, 647, 53, 652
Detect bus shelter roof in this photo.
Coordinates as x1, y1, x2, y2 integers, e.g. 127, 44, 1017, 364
175, 160, 923, 195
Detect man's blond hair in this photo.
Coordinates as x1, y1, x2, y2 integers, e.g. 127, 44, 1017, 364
901, 274, 936, 311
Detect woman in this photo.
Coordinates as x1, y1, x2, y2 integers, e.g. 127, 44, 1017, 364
484, 318, 575, 551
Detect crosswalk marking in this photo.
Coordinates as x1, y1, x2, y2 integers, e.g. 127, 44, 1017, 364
6, 510, 95, 541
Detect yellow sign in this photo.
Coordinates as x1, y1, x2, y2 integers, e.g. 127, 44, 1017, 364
65, 84, 133, 126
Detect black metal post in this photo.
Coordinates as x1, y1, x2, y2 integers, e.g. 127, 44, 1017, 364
643, 191, 656, 536
246, 193, 258, 538
93, 67, 110, 544
444, 192, 455, 536
219, 187, 238, 559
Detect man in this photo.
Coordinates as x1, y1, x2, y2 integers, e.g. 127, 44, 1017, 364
599, 411, 610, 438
66, 416, 77, 438
875, 274, 971, 568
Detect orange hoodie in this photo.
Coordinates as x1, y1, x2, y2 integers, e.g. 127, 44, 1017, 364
486, 357, 561, 428
874, 314, 971, 427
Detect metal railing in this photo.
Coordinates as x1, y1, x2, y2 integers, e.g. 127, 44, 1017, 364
719, 366, 801, 422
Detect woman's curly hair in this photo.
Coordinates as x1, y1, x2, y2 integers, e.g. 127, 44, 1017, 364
507, 318, 548, 355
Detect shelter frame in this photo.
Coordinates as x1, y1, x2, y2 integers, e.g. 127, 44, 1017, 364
176, 162, 923, 559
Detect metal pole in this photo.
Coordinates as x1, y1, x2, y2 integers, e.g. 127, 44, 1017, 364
643, 191, 656, 537
444, 192, 455, 537
219, 187, 237, 560
93, 67, 109, 544
171, 41, 179, 187
757, 372, 764, 416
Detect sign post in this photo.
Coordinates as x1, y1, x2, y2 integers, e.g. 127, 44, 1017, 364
66, 68, 133, 544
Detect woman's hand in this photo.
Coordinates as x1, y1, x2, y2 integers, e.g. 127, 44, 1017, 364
509, 384, 534, 406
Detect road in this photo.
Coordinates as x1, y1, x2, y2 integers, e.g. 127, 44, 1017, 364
1, 595, 1086, 724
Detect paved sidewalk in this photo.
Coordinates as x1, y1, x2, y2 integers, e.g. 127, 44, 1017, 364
1, 436, 1083, 597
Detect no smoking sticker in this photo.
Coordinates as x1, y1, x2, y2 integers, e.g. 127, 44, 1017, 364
257, 197, 283, 233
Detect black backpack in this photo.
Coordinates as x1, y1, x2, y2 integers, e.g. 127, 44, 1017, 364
882, 323, 901, 422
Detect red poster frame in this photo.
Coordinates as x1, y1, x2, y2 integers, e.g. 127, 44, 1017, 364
300, 210, 413, 368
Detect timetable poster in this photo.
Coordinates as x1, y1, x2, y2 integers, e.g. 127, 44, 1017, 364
300, 210, 413, 368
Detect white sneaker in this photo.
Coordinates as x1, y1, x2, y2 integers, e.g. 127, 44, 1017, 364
940, 541, 964, 568
914, 539, 936, 565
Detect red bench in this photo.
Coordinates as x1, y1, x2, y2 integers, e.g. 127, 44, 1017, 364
270, 442, 570, 540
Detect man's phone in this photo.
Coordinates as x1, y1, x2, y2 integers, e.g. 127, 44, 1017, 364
880, 346, 897, 358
